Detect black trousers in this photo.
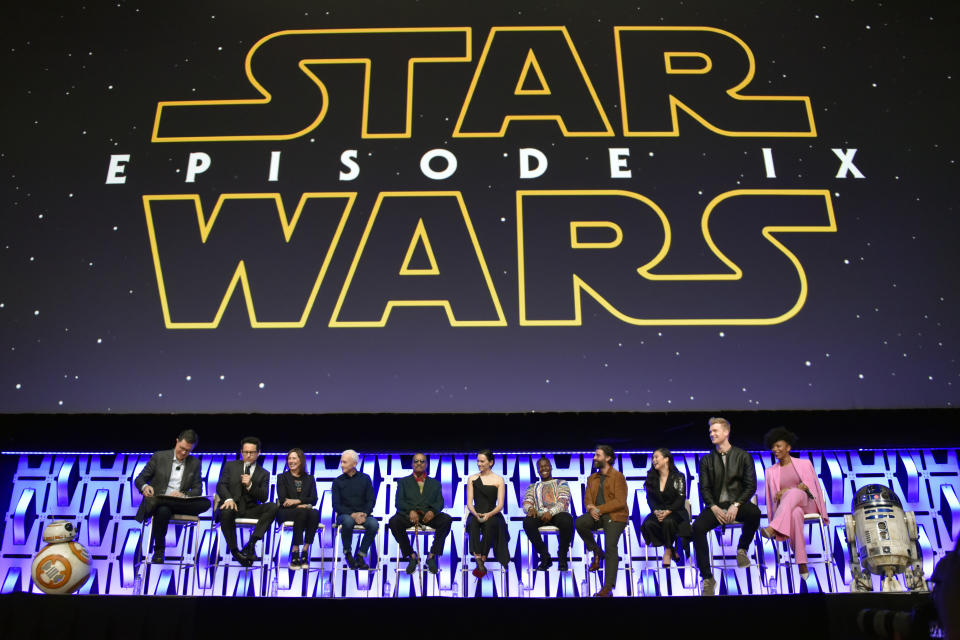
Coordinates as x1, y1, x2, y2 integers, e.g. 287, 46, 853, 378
575, 514, 627, 590
145, 497, 211, 549
640, 514, 680, 551
465, 513, 510, 565
522, 512, 573, 559
691, 500, 762, 579
388, 511, 453, 558
276, 507, 320, 547
220, 502, 278, 552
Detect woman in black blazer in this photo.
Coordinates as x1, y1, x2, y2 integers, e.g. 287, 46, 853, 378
276, 448, 320, 569
640, 448, 692, 567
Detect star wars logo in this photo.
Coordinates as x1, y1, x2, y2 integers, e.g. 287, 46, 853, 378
105, 27, 864, 329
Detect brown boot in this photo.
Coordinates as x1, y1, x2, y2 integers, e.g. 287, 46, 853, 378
587, 554, 602, 572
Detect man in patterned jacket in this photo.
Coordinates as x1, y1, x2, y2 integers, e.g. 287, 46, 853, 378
522, 456, 573, 571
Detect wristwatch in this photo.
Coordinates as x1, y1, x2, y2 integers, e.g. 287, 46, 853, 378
731, 502, 741, 508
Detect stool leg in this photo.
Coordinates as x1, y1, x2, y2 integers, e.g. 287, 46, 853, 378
819, 519, 834, 593
526, 535, 532, 594
393, 533, 400, 599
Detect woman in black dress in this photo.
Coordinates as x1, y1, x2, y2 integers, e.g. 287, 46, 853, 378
465, 449, 510, 577
275, 448, 320, 569
640, 448, 692, 567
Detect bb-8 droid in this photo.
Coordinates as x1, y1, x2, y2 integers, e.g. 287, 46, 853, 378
32, 520, 90, 594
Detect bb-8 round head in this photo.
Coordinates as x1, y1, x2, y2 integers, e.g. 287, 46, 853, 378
41, 520, 78, 544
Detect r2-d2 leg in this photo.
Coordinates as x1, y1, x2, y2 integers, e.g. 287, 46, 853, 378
903, 512, 929, 593
845, 515, 873, 592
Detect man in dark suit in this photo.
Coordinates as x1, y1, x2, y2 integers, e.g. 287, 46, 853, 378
216, 436, 278, 567
134, 429, 211, 563
387, 453, 453, 575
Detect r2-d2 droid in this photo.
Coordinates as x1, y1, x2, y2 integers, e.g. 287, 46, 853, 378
844, 484, 927, 593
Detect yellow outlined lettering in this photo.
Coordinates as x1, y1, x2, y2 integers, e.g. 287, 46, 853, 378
152, 28, 471, 142
399, 218, 440, 275
518, 189, 836, 325
454, 26, 613, 137
515, 49, 551, 95
143, 192, 355, 328
330, 191, 507, 327
570, 221, 623, 249
615, 27, 816, 137
664, 51, 712, 74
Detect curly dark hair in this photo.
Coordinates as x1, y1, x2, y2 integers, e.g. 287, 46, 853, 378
763, 426, 798, 449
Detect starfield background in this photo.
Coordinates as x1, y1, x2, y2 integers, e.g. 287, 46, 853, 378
1, 1, 957, 424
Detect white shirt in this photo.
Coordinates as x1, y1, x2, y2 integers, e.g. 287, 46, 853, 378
165, 456, 187, 496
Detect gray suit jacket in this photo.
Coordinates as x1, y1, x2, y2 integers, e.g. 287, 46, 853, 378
134, 449, 204, 522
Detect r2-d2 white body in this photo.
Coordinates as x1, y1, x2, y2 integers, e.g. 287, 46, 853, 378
843, 484, 926, 593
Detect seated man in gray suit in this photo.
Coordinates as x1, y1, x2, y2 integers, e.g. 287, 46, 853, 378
216, 436, 278, 567
134, 429, 211, 563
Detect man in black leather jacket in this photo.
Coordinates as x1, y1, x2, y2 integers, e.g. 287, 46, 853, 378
692, 417, 761, 595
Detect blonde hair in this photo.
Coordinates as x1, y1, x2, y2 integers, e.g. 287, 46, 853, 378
708, 417, 731, 431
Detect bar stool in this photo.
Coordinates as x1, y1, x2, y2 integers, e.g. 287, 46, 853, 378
706, 501, 768, 595
639, 500, 696, 596
522, 524, 572, 595
136, 513, 199, 595
268, 518, 326, 597
774, 513, 837, 593
583, 523, 635, 596
392, 524, 441, 597
332, 520, 382, 597
460, 505, 509, 597
206, 497, 271, 596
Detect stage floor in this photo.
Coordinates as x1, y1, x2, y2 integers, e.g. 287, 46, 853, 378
0, 591, 936, 640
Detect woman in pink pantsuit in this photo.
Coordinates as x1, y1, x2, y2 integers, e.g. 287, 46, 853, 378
760, 427, 829, 579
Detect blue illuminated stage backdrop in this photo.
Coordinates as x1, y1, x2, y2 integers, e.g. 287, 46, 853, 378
2, 449, 958, 597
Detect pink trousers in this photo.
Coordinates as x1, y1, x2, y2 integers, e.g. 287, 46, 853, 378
770, 488, 819, 563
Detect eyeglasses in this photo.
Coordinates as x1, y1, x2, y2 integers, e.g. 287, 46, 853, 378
413, 459, 427, 464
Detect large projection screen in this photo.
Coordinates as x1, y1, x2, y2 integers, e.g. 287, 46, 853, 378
1, 2, 957, 413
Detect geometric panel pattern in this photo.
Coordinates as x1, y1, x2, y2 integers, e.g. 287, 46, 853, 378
1, 449, 957, 597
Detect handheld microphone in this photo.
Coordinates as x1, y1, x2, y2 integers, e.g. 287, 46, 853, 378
244, 464, 251, 476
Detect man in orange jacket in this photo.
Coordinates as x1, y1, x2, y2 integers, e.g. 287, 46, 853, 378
575, 444, 630, 597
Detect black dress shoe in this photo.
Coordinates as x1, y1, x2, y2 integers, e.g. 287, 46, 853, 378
405, 554, 419, 575
558, 557, 569, 572
231, 549, 253, 567
355, 554, 370, 570
536, 556, 553, 571
344, 550, 357, 569
239, 543, 261, 565
151, 550, 165, 564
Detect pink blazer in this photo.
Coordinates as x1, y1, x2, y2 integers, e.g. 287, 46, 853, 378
765, 457, 828, 523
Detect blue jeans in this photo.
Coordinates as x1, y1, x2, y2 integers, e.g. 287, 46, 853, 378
337, 513, 379, 556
